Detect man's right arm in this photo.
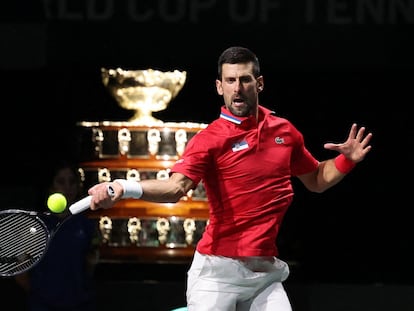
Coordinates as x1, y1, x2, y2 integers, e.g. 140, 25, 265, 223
87, 172, 195, 210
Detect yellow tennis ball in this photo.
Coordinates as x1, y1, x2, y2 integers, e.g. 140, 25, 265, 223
47, 193, 67, 213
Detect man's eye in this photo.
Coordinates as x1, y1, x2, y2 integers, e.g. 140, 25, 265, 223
240, 77, 252, 83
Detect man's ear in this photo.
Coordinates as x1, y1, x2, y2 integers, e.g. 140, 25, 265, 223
216, 79, 224, 95
257, 77, 264, 92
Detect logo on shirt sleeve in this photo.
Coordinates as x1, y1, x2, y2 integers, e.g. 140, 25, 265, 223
232, 140, 249, 152
275, 137, 285, 144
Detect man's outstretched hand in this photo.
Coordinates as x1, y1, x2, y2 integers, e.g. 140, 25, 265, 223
324, 123, 373, 163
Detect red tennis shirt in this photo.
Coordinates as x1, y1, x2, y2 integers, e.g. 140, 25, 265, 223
171, 105, 319, 257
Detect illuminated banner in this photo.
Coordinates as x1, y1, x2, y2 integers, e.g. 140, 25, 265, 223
1, 0, 413, 68
4, 0, 414, 25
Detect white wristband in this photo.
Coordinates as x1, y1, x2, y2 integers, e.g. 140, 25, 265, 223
114, 179, 143, 199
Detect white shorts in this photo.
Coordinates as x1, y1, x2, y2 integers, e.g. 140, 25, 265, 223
186, 251, 292, 311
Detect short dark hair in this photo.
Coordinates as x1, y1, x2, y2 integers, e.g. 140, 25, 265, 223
217, 46, 261, 80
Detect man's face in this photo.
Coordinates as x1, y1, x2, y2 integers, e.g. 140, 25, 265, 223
216, 62, 263, 117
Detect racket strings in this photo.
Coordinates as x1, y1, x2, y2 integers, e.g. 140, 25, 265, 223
0, 212, 48, 276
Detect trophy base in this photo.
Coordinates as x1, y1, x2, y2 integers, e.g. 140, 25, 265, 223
128, 115, 165, 126
76, 120, 209, 264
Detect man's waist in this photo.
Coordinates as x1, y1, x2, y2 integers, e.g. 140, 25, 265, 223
233, 256, 275, 264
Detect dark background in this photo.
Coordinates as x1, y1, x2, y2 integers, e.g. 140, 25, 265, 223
1, 1, 413, 304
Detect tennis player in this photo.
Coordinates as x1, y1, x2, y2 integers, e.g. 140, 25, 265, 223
88, 46, 372, 310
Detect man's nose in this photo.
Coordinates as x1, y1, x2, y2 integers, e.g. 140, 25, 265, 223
233, 80, 242, 92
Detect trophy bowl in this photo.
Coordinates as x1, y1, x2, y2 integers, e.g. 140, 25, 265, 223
101, 68, 187, 125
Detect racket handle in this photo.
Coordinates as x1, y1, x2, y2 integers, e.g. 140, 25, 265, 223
68, 186, 116, 214
69, 196, 92, 214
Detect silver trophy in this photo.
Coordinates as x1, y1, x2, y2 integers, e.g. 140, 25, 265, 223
101, 68, 187, 125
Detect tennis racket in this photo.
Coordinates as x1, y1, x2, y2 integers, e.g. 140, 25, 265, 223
0, 187, 114, 277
